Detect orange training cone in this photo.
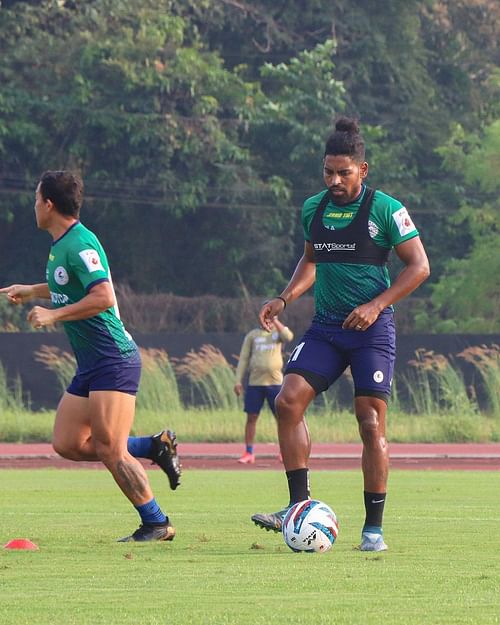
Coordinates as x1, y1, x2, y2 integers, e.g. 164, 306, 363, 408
3, 539, 39, 550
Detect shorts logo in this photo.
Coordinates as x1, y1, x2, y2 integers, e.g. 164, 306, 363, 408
54, 266, 69, 285
79, 249, 105, 273
373, 370, 384, 383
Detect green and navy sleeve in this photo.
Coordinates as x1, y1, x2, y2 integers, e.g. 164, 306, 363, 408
370, 191, 419, 248
67, 244, 109, 293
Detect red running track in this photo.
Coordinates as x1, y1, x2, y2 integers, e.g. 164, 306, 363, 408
1, 442, 499, 470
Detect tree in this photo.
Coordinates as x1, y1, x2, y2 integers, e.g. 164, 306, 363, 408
0, 0, 294, 294
415, 120, 500, 332
1, 0, 498, 312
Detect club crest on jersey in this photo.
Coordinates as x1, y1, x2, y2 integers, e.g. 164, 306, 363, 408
368, 220, 379, 238
392, 207, 415, 237
79, 249, 104, 273
54, 266, 69, 285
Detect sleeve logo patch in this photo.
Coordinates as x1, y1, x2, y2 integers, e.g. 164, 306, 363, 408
54, 266, 69, 285
392, 207, 416, 237
78, 249, 105, 273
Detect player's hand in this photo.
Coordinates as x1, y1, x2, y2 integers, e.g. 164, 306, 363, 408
271, 315, 285, 331
259, 298, 285, 331
0, 284, 34, 305
27, 306, 57, 329
234, 383, 243, 396
342, 302, 382, 332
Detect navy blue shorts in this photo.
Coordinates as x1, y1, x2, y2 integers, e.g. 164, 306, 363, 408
285, 313, 396, 401
244, 385, 281, 415
67, 353, 142, 397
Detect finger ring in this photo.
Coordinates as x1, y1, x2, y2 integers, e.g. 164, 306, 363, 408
356, 324, 362, 329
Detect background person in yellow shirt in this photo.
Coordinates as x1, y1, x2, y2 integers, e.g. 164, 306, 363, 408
234, 317, 294, 464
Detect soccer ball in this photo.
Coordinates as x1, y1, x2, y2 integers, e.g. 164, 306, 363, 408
282, 499, 339, 553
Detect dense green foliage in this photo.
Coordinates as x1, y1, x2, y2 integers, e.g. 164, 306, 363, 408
0, 0, 498, 329
416, 120, 500, 332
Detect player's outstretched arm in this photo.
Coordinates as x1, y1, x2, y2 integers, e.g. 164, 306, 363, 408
28, 281, 115, 329
0, 283, 50, 305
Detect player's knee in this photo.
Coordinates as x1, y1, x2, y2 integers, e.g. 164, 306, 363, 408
357, 410, 384, 445
93, 437, 123, 464
52, 439, 81, 460
274, 390, 299, 421
246, 413, 259, 424
93, 439, 112, 462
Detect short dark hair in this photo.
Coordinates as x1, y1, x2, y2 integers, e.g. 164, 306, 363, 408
324, 117, 365, 162
38, 171, 83, 217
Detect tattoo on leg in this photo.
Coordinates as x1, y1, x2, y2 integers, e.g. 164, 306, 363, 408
116, 459, 149, 499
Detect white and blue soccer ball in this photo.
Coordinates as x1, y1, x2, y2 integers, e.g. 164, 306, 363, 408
282, 499, 339, 553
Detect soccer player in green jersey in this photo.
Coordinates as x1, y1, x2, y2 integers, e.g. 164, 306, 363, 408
1, 171, 181, 542
251, 118, 430, 551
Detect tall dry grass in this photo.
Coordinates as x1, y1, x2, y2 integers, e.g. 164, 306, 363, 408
35, 345, 76, 393
404, 348, 478, 416
14, 341, 500, 444
0, 360, 28, 411
35, 345, 182, 414
458, 344, 500, 416
174, 344, 237, 411
136, 348, 181, 413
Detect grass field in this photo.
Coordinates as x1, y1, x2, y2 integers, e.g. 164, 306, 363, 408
2, 406, 500, 443
1, 469, 499, 625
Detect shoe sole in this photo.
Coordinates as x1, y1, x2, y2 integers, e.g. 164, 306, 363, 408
117, 525, 176, 543
161, 525, 176, 541
251, 518, 282, 533
359, 544, 388, 552
158, 430, 182, 490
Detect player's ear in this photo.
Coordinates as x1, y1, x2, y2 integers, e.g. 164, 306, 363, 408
45, 198, 55, 211
360, 161, 369, 179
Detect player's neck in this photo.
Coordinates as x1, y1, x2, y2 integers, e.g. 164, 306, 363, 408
47, 217, 78, 241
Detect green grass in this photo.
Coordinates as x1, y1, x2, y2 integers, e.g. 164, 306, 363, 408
1, 405, 500, 443
1, 470, 499, 625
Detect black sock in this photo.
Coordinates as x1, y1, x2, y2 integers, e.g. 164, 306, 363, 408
363, 491, 386, 528
286, 468, 310, 505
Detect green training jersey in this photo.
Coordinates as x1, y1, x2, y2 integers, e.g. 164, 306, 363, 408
46, 221, 138, 372
302, 185, 419, 324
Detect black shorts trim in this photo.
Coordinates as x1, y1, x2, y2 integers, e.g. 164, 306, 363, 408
354, 388, 390, 404
284, 368, 329, 395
